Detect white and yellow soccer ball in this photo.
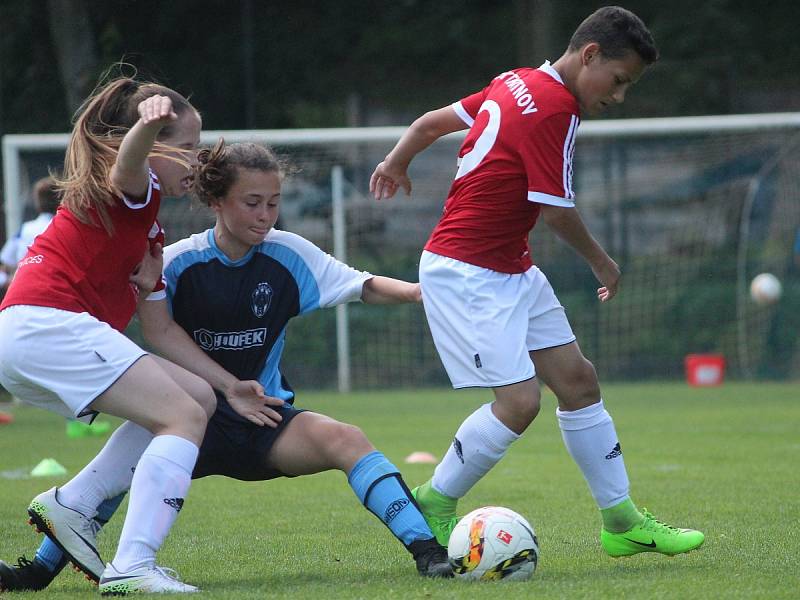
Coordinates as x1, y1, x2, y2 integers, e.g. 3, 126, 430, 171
750, 273, 782, 306
447, 506, 539, 581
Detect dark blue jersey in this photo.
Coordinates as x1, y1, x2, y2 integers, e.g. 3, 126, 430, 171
152, 228, 370, 421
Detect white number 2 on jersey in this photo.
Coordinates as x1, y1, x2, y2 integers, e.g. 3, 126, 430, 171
454, 100, 501, 180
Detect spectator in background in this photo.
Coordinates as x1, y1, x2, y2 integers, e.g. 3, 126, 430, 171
0, 176, 60, 281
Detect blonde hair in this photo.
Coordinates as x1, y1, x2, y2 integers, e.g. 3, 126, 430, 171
56, 76, 196, 233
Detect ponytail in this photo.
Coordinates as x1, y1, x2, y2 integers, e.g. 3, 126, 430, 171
56, 74, 195, 234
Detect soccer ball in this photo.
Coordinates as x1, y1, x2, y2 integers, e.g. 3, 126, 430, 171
750, 273, 782, 306
447, 506, 539, 581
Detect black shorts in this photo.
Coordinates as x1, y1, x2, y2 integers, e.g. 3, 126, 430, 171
192, 404, 304, 481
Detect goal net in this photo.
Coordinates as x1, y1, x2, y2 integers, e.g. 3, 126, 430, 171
4, 113, 800, 389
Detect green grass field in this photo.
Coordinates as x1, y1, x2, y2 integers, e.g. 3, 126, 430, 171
1, 382, 798, 599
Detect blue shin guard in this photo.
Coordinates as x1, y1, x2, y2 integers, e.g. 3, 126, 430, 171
348, 451, 434, 547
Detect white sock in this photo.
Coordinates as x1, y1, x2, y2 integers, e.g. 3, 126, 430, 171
58, 421, 154, 517
432, 403, 520, 499
111, 435, 198, 573
557, 400, 630, 508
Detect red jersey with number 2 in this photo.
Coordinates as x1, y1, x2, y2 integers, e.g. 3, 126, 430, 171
1, 170, 166, 332
425, 62, 580, 274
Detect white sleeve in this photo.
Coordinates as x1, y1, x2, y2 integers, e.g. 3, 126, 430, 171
121, 170, 158, 210
308, 251, 372, 312
268, 230, 372, 314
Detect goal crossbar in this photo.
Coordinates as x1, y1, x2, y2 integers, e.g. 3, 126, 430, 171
4, 111, 800, 240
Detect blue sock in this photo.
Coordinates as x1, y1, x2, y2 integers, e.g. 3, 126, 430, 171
95, 491, 126, 524
34, 537, 64, 572
348, 451, 434, 547
34, 492, 127, 572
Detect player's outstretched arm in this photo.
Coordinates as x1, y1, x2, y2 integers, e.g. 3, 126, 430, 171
137, 297, 285, 427
371, 106, 468, 200
361, 276, 421, 305
540, 204, 621, 302
110, 95, 178, 199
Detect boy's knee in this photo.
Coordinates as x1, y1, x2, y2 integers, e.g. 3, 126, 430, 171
576, 358, 600, 397
518, 393, 541, 423
495, 387, 540, 433
557, 358, 601, 409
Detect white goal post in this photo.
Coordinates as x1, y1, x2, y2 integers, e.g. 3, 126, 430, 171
6, 113, 800, 241
4, 112, 800, 388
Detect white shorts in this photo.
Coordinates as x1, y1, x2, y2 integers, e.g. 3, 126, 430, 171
420, 251, 576, 389
0, 305, 147, 420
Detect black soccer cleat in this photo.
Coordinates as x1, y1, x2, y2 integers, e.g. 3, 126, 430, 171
408, 538, 454, 578
0, 555, 65, 592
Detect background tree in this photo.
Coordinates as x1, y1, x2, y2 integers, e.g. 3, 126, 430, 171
0, 0, 797, 135
47, 0, 98, 115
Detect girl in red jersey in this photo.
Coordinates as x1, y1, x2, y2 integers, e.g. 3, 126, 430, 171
0, 141, 453, 592
0, 76, 281, 594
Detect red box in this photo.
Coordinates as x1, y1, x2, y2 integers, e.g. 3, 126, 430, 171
684, 354, 725, 386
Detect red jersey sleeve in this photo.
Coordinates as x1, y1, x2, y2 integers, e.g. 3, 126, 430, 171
148, 219, 166, 294
519, 111, 579, 208
452, 86, 490, 127
120, 169, 161, 211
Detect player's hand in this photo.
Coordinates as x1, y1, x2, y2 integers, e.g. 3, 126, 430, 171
224, 380, 285, 428
592, 258, 621, 302
370, 161, 412, 200
129, 242, 163, 294
138, 95, 178, 127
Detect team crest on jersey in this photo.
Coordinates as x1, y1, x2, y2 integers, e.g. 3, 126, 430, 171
251, 282, 273, 318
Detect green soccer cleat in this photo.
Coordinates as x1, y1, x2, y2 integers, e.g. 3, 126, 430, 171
27, 487, 104, 582
600, 509, 705, 557
410, 482, 459, 547
66, 420, 112, 439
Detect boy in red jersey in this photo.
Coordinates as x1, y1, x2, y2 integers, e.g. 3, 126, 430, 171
0, 75, 282, 594
371, 6, 704, 558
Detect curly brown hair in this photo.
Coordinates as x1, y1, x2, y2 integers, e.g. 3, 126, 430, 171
194, 138, 283, 206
